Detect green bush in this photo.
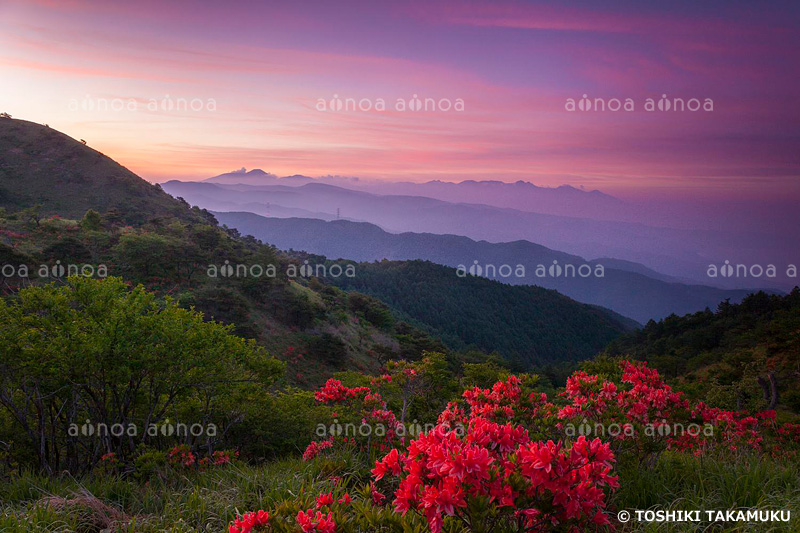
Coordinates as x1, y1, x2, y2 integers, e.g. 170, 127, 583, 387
228, 389, 331, 459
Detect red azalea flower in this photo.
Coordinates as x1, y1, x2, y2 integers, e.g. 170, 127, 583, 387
316, 492, 334, 508
229, 510, 269, 533
297, 509, 336, 533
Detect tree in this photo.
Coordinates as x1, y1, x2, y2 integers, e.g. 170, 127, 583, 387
0, 277, 282, 473
113, 232, 205, 282
347, 292, 394, 329
19, 204, 43, 227
757, 372, 779, 410
80, 209, 103, 231
41, 236, 92, 264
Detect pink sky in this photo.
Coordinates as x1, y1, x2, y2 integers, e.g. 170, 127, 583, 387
0, 0, 798, 200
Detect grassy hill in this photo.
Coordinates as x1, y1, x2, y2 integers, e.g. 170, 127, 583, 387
0, 209, 434, 385
0, 117, 200, 224
0, 119, 446, 385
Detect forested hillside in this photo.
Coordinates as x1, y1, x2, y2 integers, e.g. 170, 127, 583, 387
329, 259, 636, 366
0, 208, 438, 385
605, 289, 800, 413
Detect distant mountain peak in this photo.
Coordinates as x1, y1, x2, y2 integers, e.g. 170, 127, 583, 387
420, 178, 611, 197
205, 168, 278, 184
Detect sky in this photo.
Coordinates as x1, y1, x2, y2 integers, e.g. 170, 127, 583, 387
1, 0, 799, 200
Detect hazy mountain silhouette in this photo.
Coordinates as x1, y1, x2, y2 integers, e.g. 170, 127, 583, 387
174, 173, 799, 293
212, 213, 759, 323
163, 180, 736, 285
203, 170, 624, 219
205, 168, 318, 186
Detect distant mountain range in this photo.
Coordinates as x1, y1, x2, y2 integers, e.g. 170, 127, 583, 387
206, 168, 319, 187
163, 179, 795, 295
162, 179, 715, 284
204, 168, 624, 219
211, 213, 758, 324
187, 170, 798, 293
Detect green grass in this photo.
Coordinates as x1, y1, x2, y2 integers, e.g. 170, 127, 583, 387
0, 451, 367, 532
614, 452, 800, 532
2, 450, 798, 532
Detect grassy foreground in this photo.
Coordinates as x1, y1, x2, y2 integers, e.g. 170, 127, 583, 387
1, 449, 798, 532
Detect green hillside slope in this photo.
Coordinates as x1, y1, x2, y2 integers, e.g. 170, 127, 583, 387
0, 117, 199, 223
329, 259, 635, 366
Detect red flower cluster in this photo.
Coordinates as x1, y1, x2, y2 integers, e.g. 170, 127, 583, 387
369, 373, 392, 386
557, 361, 694, 460
100, 452, 117, 463
370, 483, 387, 506
372, 422, 618, 532
200, 450, 238, 468
168, 444, 196, 468
463, 375, 523, 420
0, 228, 27, 239
689, 402, 765, 452
316, 492, 334, 508
229, 510, 269, 533
296, 509, 336, 533
237, 361, 800, 532
305, 377, 403, 461
365, 408, 401, 442
560, 362, 687, 427
775, 422, 800, 458
303, 437, 334, 461
314, 379, 370, 404
516, 437, 619, 529
458, 375, 557, 426
168, 445, 238, 469
556, 361, 797, 459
